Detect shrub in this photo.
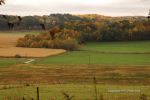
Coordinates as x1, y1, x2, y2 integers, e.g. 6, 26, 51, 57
16, 28, 80, 51
46, 39, 79, 50
61, 39, 79, 51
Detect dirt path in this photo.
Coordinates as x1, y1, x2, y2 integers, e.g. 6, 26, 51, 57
24, 59, 35, 64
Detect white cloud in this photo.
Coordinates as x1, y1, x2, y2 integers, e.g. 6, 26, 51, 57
0, 0, 149, 16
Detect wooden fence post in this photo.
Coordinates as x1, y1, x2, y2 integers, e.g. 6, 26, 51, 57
93, 77, 98, 100
89, 55, 91, 65
140, 94, 147, 100
37, 87, 40, 100
22, 97, 25, 100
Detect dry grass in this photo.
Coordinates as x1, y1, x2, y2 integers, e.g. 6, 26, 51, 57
0, 47, 66, 58
0, 34, 22, 47
0, 64, 149, 85
0, 34, 66, 58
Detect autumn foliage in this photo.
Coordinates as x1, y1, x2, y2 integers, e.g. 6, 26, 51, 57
17, 28, 80, 51
1, 14, 150, 50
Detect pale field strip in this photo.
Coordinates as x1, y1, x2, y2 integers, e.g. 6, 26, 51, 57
0, 34, 66, 58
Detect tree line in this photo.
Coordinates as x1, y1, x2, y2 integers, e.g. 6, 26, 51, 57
0, 14, 150, 42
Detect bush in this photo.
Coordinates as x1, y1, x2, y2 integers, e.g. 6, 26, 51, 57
16, 28, 80, 51
49, 39, 79, 50
61, 39, 79, 51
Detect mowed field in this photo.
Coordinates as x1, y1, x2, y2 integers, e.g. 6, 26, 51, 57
35, 41, 150, 65
0, 32, 66, 58
0, 31, 150, 100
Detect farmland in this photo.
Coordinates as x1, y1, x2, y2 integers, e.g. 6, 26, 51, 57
0, 39, 150, 84
0, 32, 149, 99
0, 84, 149, 100
0, 32, 66, 58
36, 41, 150, 65
0, 63, 149, 99
1, 0, 150, 99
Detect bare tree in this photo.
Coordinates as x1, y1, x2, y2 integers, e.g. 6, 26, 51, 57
0, 0, 5, 5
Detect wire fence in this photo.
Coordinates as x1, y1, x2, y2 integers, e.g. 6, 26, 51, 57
1, 85, 150, 100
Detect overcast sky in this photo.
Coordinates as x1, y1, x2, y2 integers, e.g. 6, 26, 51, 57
0, 0, 149, 16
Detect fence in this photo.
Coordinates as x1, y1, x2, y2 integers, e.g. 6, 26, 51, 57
1, 86, 149, 100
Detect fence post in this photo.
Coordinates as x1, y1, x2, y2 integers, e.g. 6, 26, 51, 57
22, 97, 25, 100
37, 87, 40, 100
93, 77, 98, 100
89, 55, 91, 65
140, 94, 147, 100
100, 94, 104, 100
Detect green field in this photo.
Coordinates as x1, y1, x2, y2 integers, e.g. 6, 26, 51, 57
0, 33, 150, 100
35, 41, 150, 65
0, 58, 27, 67
0, 63, 149, 99
0, 41, 150, 67
0, 84, 149, 100
84, 41, 150, 53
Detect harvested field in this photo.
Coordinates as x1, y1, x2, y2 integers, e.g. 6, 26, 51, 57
0, 47, 66, 58
0, 34, 66, 58
0, 34, 23, 47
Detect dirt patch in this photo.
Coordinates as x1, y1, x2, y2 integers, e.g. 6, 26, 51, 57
0, 34, 66, 58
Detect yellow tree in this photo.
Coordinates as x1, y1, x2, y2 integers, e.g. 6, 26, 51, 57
0, 0, 5, 5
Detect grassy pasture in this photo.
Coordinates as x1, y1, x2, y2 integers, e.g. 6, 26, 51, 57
0, 58, 26, 67
0, 84, 149, 100
0, 64, 149, 99
0, 32, 149, 99
35, 41, 150, 65
0, 41, 150, 67
36, 52, 150, 65
84, 41, 150, 53
0, 31, 150, 66
0, 64, 149, 85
